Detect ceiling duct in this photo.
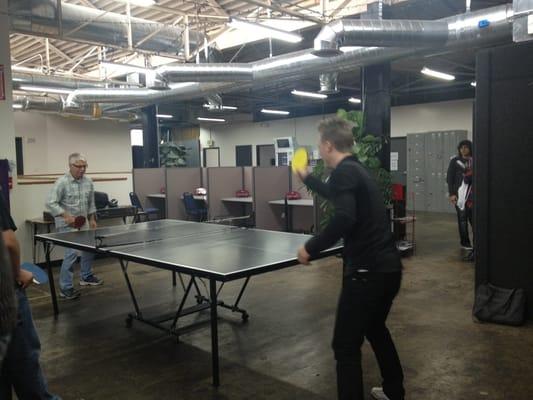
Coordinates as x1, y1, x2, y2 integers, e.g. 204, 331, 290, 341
204, 93, 223, 110
157, 64, 253, 82
65, 4, 514, 106
12, 73, 113, 90
313, 20, 450, 56
9, 0, 204, 55
13, 96, 138, 121
318, 72, 339, 94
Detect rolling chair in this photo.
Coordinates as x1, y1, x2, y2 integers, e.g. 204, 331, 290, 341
182, 192, 208, 222
129, 192, 160, 221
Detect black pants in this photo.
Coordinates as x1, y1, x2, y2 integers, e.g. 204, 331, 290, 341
455, 206, 473, 247
333, 270, 404, 400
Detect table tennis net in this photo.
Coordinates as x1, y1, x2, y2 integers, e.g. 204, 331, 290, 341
94, 222, 241, 249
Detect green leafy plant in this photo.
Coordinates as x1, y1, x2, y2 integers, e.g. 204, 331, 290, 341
159, 142, 188, 167
311, 109, 392, 229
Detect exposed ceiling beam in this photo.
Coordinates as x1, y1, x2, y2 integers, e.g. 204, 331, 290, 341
136, 16, 184, 47
77, 0, 97, 8
47, 41, 74, 63
232, 0, 323, 23
187, 25, 232, 61
206, 0, 231, 17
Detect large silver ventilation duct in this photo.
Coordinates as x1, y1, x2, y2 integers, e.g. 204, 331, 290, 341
313, 5, 516, 56
13, 73, 110, 90
157, 64, 253, 82
66, 4, 514, 106
313, 20, 450, 56
9, 0, 203, 54
13, 97, 138, 121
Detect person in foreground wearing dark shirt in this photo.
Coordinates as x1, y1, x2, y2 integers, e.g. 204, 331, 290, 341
296, 117, 404, 400
0, 191, 59, 400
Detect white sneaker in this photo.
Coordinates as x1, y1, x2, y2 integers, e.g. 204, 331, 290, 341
371, 387, 391, 400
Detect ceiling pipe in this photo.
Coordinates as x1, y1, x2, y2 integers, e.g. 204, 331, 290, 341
13, 97, 138, 121
9, 0, 204, 55
313, 4, 514, 55
318, 72, 339, 94
313, 19, 450, 56
65, 4, 514, 106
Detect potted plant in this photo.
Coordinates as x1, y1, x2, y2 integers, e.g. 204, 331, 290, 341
159, 142, 188, 167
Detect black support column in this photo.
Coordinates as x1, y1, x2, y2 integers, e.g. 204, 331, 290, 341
361, 1, 392, 171
361, 63, 392, 171
474, 41, 533, 320
141, 105, 159, 168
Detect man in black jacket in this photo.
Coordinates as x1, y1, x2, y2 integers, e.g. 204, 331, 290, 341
296, 117, 404, 400
446, 140, 473, 249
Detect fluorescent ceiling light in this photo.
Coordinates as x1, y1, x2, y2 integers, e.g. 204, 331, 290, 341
18, 85, 72, 94
202, 104, 238, 110
12, 104, 23, 109
291, 90, 327, 99
227, 18, 302, 43
421, 67, 455, 81
339, 46, 364, 53
349, 97, 361, 104
156, 114, 173, 119
261, 109, 290, 115
470, 81, 477, 87
100, 61, 150, 75
197, 117, 226, 122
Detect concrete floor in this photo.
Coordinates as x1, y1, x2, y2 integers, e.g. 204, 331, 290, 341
26, 212, 533, 400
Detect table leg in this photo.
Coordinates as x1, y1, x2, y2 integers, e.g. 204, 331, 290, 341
45, 242, 59, 317
209, 279, 220, 387
32, 223, 36, 264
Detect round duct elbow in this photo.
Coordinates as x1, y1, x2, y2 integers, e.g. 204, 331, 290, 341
318, 72, 339, 94
312, 24, 343, 57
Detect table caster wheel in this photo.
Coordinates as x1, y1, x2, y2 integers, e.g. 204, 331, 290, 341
125, 316, 133, 328
242, 312, 249, 322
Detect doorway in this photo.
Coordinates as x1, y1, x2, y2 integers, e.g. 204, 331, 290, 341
256, 144, 275, 167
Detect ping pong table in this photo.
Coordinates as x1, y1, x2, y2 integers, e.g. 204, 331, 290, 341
36, 219, 341, 386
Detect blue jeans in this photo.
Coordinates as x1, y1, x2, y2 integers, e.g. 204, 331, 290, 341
0, 289, 60, 400
58, 226, 95, 290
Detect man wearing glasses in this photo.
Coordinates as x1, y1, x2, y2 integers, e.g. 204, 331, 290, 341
46, 153, 103, 300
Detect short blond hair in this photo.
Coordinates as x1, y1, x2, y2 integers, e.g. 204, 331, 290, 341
318, 117, 354, 153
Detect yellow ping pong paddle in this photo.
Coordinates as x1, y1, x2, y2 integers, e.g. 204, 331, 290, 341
292, 148, 308, 174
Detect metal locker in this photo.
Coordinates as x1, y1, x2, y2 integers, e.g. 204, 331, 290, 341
407, 133, 426, 211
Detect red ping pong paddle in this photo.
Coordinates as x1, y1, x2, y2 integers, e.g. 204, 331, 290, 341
74, 215, 86, 229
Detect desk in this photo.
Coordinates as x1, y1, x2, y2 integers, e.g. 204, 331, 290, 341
36, 219, 342, 386
147, 193, 166, 199
146, 193, 166, 218
269, 198, 314, 232
26, 219, 54, 264
221, 197, 253, 203
268, 199, 314, 207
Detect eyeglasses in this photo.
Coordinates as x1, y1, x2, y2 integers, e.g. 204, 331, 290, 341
71, 164, 88, 169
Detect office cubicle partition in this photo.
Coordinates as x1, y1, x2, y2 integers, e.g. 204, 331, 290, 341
207, 167, 245, 219
132, 168, 165, 216
253, 167, 289, 231
166, 168, 203, 220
